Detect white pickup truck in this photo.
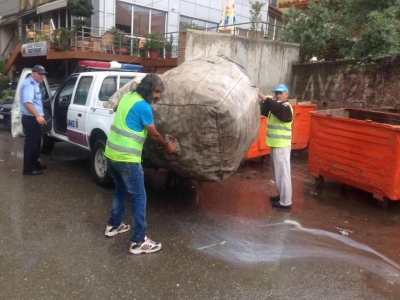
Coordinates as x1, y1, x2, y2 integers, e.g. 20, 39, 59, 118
12, 66, 146, 187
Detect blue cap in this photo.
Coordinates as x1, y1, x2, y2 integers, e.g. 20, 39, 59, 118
273, 84, 288, 93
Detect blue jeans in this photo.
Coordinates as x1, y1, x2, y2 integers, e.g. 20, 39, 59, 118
107, 158, 147, 243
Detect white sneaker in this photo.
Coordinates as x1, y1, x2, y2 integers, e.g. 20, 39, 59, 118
105, 222, 130, 237
129, 236, 162, 254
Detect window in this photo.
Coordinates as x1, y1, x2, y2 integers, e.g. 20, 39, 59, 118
270, 0, 277, 7
98, 77, 117, 101
116, 2, 132, 34
180, 16, 218, 32
133, 6, 150, 36
119, 76, 135, 89
73, 76, 93, 105
116, 1, 167, 36
59, 78, 77, 98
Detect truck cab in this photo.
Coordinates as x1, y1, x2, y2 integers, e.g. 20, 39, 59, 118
12, 62, 146, 187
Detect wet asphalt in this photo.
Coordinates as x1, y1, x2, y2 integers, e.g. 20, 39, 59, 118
1, 126, 400, 300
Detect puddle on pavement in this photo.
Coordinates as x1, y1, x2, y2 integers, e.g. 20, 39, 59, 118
174, 217, 400, 284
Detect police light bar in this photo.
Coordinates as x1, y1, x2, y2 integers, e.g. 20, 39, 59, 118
77, 60, 143, 72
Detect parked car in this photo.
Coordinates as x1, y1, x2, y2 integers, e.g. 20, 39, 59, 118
0, 100, 13, 128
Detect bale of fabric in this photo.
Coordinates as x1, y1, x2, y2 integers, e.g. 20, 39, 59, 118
106, 56, 260, 182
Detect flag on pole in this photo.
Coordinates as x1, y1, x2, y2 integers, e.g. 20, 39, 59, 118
218, 0, 236, 35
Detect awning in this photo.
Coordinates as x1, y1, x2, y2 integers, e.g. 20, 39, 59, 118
37, 0, 67, 14
0, 9, 36, 25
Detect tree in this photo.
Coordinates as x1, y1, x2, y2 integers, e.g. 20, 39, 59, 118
249, 1, 266, 36
67, 0, 94, 30
279, 0, 400, 61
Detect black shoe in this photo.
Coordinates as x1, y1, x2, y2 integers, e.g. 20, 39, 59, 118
23, 169, 44, 175
271, 201, 291, 209
269, 195, 280, 202
35, 163, 47, 170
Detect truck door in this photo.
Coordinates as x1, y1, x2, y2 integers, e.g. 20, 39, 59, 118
66, 75, 93, 147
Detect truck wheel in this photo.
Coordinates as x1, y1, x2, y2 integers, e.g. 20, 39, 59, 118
91, 140, 113, 187
41, 134, 55, 154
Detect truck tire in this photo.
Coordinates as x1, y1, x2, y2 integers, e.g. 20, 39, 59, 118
91, 140, 113, 187
41, 134, 55, 154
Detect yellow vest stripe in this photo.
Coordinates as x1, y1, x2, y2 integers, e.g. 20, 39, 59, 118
106, 140, 142, 156
267, 124, 292, 131
110, 124, 146, 143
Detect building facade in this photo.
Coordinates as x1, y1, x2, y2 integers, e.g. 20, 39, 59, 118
0, 0, 274, 56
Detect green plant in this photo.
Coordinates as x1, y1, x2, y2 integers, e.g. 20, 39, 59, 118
0, 75, 11, 98
144, 33, 164, 50
164, 34, 173, 53
52, 28, 70, 50
279, 0, 400, 61
2, 88, 14, 101
0, 59, 5, 73
67, 0, 93, 18
249, 1, 266, 34
110, 26, 127, 47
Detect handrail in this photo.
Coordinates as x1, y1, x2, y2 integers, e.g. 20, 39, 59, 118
1, 35, 19, 60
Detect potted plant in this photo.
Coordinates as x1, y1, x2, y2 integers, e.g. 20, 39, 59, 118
144, 33, 164, 59
110, 26, 127, 55
52, 27, 69, 51
164, 34, 173, 59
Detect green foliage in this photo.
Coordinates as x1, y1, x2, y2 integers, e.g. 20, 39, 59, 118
73, 19, 89, 29
0, 59, 4, 73
67, 0, 94, 18
110, 26, 127, 46
164, 34, 173, 53
249, 1, 266, 32
180, 23, 198, 31
52, 28, 70, 50
279, 0, 400, 61
2, 88, 14, 101
144, 33, 164, 50
0, 75, 10, 98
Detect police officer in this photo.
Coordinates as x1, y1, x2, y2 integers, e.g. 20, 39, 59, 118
20, 65, 47, 175
258, 84, 293, 209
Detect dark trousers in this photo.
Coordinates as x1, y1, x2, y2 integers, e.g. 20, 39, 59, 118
22, 115, 42, 172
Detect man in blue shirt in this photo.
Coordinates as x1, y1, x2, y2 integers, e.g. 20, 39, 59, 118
20, 65, 47, 175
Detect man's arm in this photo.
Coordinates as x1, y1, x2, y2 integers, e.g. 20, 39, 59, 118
261, 98, 292, 122
145, 124, 176, 153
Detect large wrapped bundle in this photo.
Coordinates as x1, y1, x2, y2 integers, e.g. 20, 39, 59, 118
107, 56, 260, 182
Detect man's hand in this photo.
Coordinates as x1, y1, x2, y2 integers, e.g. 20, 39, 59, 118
36, 116, 47, 125
166, 139, 178, 154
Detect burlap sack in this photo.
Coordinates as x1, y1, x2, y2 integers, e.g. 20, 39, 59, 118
106, 56, 260, 182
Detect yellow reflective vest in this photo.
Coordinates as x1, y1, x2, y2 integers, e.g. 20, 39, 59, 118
266, 102, 293, 148
105, 92, 148, 162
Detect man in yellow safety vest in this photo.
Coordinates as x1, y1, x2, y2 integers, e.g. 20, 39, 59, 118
258, 84, 293, 209
104, 74, 177, 254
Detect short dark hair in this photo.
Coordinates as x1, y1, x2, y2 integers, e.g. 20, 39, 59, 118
135, 74, 164, 103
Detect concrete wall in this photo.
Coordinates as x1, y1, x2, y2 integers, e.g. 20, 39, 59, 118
184, 29, 300, 93
291, 57, 400, 109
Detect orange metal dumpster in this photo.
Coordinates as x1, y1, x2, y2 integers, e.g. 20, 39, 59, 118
244, 116, 270, 160
244, 103, 316, 160
308, 109, 400, 204
291, 103, 317, 150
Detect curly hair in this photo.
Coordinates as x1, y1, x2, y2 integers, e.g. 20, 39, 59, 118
134, 73, 164, 103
